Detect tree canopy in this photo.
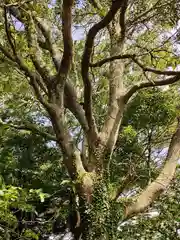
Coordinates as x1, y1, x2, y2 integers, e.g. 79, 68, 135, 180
0, 0, 180, 239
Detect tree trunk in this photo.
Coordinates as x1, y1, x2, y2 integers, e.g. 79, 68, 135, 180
73, 171, 119, 240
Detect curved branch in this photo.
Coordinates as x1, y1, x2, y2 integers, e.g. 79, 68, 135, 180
34, 17, 88, 131
57, 0, 73, 82
124, 75, 180, 103
8, 5, 62, 71
90, 54, 134, 67
125, 118, 180, 218
6, 4, 88, 135
81, 0, 126, 133
131, 57, 180, 76
91, 53, 180, 77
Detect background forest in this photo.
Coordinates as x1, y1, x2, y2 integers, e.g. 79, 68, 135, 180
0, 0, 180, 239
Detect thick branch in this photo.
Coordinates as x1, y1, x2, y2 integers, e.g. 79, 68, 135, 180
35, 17, 62, 71
81, 134, 89, 171
6, 7, 59, 98
3, 8, 49, 104
8, 5, 62, 71
32, 18, 88, 133
124, 75, 180, 103
119, 0, 128, 41
34, 17, 88, 131
81, 0, 126, 133
57, 0, 73, 81
64, 82, 89, 133
125, 118, 180, 218
100, 9, 128, 151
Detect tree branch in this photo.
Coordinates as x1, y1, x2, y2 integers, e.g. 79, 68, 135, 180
124, 75, 180, 103
4, 6, 17, 57
0, 0, 32, 8
131, 57, 180, 76
29, 74, 50, 109
81, 0, 126, 135
127, 0, 161, 27
24, 15, 50, 85
57, 0, 73, 82
8, 5, 63, 70
125, 118, 180, 218
64, 82, 89, 133
0, 44, 15, 62
91, 53, 180, 77
5, 6, 55, 96
119, 0, 128, 41
0, 121, 57, 141
1, 3, 87, 181
3, 7, 49, 98
34, 17, 62, 71
0, 42, 49, 109
6, 4, 89, 136
30, 17, 89, 133
90, 54, 134, 67
99, 3, 129, 152
88, 0, 101, 10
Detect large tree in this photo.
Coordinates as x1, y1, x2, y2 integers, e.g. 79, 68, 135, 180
0, 0, 180, 239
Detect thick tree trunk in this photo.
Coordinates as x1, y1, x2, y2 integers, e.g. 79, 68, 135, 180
73, 172, 119, 240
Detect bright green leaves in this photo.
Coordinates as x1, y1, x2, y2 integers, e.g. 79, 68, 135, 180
123, 87, 178, 130
29, 189, 50, 203
0, 185, 33, 227
123, 125, 137, 141
111, 87, 178, 192
21, 229, 39, 240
